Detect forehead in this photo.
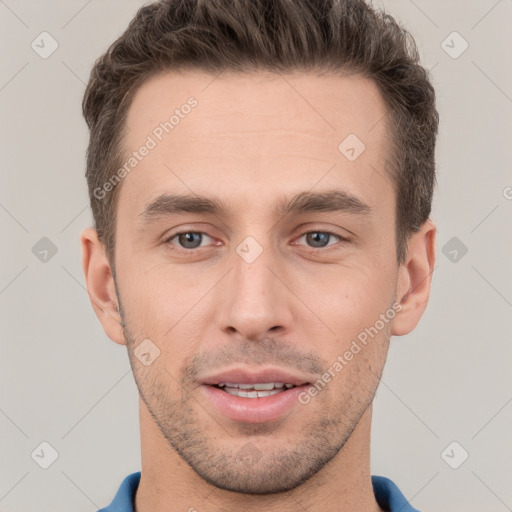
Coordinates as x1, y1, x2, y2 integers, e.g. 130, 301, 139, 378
120, 69, 392, 215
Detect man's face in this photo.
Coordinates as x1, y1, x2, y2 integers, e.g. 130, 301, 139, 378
114, 70, 400, 493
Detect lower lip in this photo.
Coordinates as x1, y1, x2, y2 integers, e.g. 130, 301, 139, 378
200, 384, 308, 423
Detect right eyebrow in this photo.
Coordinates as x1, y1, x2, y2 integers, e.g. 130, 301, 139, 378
139, 194, 225, 221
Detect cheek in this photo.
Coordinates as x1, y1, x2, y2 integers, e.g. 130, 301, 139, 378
116, 258, 198, 322
119, 265, 212, 367
301, 263, 395, 332
316, 314, 391, 411
300, 268, 395, 387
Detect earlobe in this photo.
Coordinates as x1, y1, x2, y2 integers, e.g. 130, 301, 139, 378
392, 219, 437, 337
80, 228, 127, 345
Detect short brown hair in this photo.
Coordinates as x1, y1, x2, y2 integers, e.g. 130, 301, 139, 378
83, 0, 438, 266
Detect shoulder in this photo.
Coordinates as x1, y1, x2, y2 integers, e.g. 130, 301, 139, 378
371, 475, 421, 512
97, 471, 141, 512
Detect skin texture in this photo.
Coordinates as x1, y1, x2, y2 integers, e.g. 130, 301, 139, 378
81, 70, 436, 512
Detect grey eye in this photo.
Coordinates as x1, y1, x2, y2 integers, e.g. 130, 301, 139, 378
299, 231, 341, 248
169, 232, 211, 249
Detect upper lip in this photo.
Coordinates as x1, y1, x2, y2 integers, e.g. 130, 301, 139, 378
200, 367, 311, 386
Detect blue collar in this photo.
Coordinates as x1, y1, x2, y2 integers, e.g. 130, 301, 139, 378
98, 471, 420, 512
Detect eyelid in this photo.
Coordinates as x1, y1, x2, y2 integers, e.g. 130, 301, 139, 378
163, 229, 217, 247
296, 227, 350, 239
293, 229, 350, 249
163, 227, 350, 254
162, 223, 218, 241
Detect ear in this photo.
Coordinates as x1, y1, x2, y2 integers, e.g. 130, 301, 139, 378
392, 218, 436, 336
80, 227, 126, 345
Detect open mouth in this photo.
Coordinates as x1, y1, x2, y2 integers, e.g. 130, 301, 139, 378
212, 382, 298, 398
201, 374, 311, 422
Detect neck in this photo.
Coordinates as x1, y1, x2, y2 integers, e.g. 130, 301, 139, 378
135, 398, 383, 512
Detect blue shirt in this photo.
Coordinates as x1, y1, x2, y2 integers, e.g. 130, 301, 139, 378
98, 471, 420, 511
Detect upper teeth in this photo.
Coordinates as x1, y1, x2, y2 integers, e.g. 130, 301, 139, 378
218, 382, 295, 390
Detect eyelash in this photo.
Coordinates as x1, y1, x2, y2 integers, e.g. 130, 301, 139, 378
163, 229, 350, 252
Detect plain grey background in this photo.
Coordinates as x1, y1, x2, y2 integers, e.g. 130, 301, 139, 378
0, 1, 511, 511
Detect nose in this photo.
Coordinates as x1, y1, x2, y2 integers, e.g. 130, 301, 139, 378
217, 242, 294, 342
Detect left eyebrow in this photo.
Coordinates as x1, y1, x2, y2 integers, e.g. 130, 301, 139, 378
138, 189, 373, 224
276, 190, 373, 217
